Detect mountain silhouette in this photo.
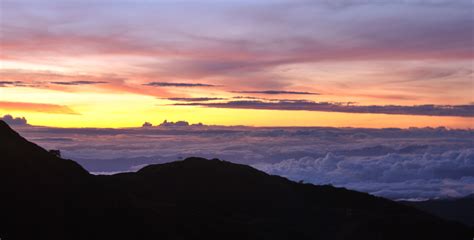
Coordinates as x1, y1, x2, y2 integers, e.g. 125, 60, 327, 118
0, 120, 472, 240
401, 194, 474, 227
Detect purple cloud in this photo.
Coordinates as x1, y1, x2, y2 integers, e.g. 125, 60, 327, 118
0, 81, 41, 88
165, 97, 226, 102
50, 81, 108, 85
144, 82, 217, 87
173, 100, 474, 117
0, 114, 29, 126
232, 90, 319, 95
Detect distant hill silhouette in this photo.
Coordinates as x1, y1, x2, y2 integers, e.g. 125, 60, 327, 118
0, 120, 472, 240
401, 194, 474, 227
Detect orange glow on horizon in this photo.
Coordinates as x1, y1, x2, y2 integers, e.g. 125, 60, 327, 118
1, 2, 472, 129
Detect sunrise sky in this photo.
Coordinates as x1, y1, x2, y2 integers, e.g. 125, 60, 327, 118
1, 0, 473, 128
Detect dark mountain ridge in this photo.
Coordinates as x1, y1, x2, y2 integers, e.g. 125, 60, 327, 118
401, 194, 474, 227
0, 120, 472, 240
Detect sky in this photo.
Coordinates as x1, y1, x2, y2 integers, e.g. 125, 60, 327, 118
4, 114, 473, 200
0, 0, 473, 128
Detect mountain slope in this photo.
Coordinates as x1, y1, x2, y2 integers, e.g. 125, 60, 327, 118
0, 121, 155, 240
0, 120, 472, 240
401, 194, 474, 227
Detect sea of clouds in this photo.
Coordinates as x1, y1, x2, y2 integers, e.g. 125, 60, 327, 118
10, 123, 474, 200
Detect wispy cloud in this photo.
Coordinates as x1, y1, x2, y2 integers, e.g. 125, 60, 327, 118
0, 81, 41, 88
0, 81, 23, 87
232, 96, 311, 102
0, 101, 78, 115
232, 90, 319, 95
0, 69, 173, 97
173, 100, 474, 117
165, 97, 226, 102
50, 81, 108, 85
144, 82, 218, 87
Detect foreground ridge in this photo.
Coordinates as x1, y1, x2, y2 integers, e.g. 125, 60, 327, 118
0, 120, 472, 240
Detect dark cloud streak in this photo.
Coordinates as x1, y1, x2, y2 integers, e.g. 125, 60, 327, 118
174, 100, 474, 117
0, 81, 41, 87
232, 90, 319, 95
50, 81, 108, 85
144, 82, 217, 87
165, 97, 227, 102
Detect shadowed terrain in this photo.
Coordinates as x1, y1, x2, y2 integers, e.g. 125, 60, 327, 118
0, 120, 472, 240
401, 194, 474, 227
